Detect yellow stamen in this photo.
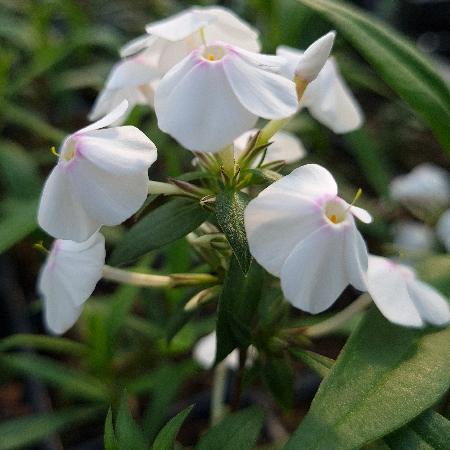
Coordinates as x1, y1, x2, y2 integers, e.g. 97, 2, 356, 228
207, 54, 216, 61
64, 148, 75, 161
50, 146, 59, 157
346, 188, 363, 211
199, 27, 207, 46
330, 214, 338, 224
33, 241, 49, 255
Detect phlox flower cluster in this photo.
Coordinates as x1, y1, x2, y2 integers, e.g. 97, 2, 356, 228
36, 6, 449, 339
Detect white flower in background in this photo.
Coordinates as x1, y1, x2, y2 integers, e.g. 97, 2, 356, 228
155, 42, 298, 152
234, 129, 306, 166
38, 101, 158, 242
245, 164, 372, 313
367, 255, 450, 327
436, 209, 450, 252
89, 55, 160, 122
193, 331, 256, 370
390, 163, 450, 214
38, 232, 105, 334
393, 221, 434, 254
121, 6, 260, 75
277, 46, 363, 133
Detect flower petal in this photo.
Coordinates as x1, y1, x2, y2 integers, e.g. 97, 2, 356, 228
120, 34, 157, 58
79, 100, 129, 133
245, 192, 323, 276
155, 54, 256, 152
281, 224, 348, 313
37, 166, 99, 241
344, 222, 368, 291
223, 51, 297, 119
76, 127, 157, 175
407, 279, 450, 326
69, 158, 150, 227
350, 205, 373, 224
367, 256, 424, 327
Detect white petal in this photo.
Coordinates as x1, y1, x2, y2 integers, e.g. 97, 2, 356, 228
436, 209, 450, 252
69, 158, 150, 227
155, 53, 256, 152
262, 131, 306, 165
407, 279, 450, 326
245, 192, 324, 276
367, 256, 424, 327
146, 8, 214, 41
76, 127, 157, 175
350, 205, 373, 224
264, 164, 338, 201
281, 224, 348, 313
344, 222, 368, 291
120, 34, 157, 58
38, 233, 105, 334
80, 100, 129, 133
294, 31, 336, 82
224, 51, 298, 119
104, 57, 159, 90
393, 221, 435, 253
305, 59, 363, 133
276, 46, 303, 79
37, 166, 99, 241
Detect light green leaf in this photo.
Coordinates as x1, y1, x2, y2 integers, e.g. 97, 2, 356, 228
0, 353, 109, 402
284, 308, 450, 450
290, 349, 334, 379
0, 406, 100, 450
216, 190, 252, 274
297, 0, 450, 153
104, 408, 118, 450
385, 410, 450, 450
195, 407, 265, 450
110, 198, 209, 266
152, 405, 193, 450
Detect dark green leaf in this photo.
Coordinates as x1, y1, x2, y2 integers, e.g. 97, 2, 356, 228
216, 190, 251, 273
290, 349, 334, 378
385, 410, 450, 450
216, 257, 264, 363
297, 0, 450, 153
0, 354, 108, 402
116, 392, 147, 450
104, 408, 118, 450
284, 308, 450, 450
0, 406, 100, 450
261, 355, 295, 408
195, 407, 264, 450
152, 405, 193, 450
244, 168, 283, 185
110, 198, 209, 265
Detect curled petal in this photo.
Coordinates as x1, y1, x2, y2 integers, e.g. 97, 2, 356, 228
80, 100, 129, 133
344, 223, 368, 291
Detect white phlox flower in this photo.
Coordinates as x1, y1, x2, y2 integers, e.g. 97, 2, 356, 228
367, 255, 450, 328
121, 6, 261, 75
193, 331, 256, 370
436, 209, 450, 252
393, 221, 435, 254
234, 129, 306, 166
277, 45, 363, 133
244, 164, 372, 314
89, 54, 160, 123
38, 101, 158, 242
38, 232, 105, 334
155, 42, 298, 152
390, 163, 450, 214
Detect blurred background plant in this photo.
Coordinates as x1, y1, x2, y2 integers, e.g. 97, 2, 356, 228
0, 0, 449, 449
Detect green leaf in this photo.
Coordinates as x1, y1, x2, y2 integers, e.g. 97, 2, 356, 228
0, 198, 38, 254
290, 349, 334, 379
0, 406, 100, 450
261, 355, 295, 408
0, 353, 109, 402
195, 407, 265, 450
284, 308, 450, 450
416, 255, 450, 297
152, 405, 193, 450
0, 334, 88, 357
110, 198, 209, 265
297, 0, 450, 153
216, 257, 264, 363
385, 410, 450, 450
104, 408, 118, 450
116, 392, 148, 450
216, 190, 252, 274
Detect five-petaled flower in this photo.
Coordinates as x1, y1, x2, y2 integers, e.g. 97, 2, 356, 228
38, 101, 157, 242
245, 164, 372, 313
38, 232, 105, 334
367, 255, 450, 327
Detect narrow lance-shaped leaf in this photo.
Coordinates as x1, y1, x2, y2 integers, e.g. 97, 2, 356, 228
284, 308, 450, 450
297, 0, 450, 153
110, 198, 210, 266
152, 405, 193, 450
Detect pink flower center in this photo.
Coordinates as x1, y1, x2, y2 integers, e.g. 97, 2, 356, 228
202, 45, 227, 62
324, 198, 348, 225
